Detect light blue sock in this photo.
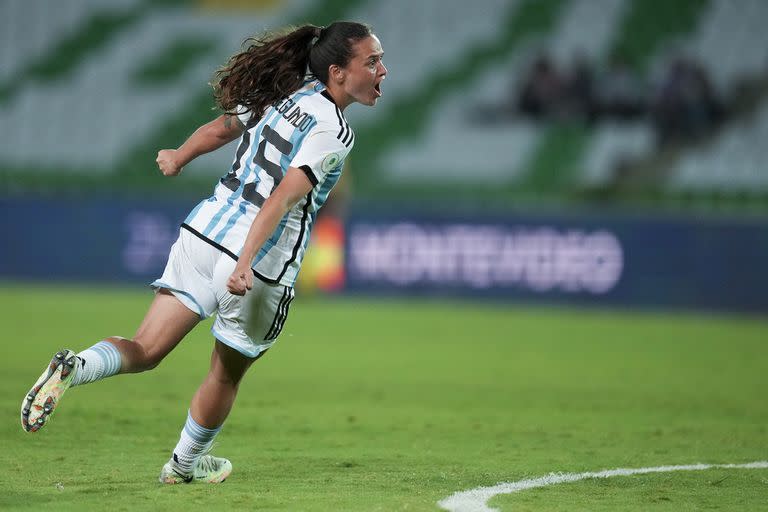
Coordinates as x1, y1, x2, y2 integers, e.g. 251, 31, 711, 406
172, 411, 221, 475
71, 341, 122, 386
171, 411, 223, 474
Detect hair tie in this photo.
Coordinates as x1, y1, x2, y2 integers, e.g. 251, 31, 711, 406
309, 26, 325, 48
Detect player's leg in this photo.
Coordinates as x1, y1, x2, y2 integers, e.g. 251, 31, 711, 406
70, 288, 201, 385
21, 289, 200, 432
100, 288, 201, 374
160, 268, 294, 483
21, 229, 217, 433
190, 339, 257, 427
160, 340, 259, 483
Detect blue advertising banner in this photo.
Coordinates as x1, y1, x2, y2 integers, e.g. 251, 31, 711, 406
344, 210, 768, 313
2, 196, 767, 313
0, 196, 190, 284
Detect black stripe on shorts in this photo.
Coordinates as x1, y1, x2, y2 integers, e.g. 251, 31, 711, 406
265, 286, 293, 341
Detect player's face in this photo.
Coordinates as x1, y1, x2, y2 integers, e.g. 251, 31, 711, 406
340, 35, 386, 107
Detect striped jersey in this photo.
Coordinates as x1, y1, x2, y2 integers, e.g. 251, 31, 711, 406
181, 78, 354, 286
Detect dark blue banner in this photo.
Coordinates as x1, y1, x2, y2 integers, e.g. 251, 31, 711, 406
2, 196, 767, 313
344, 210, 768, 313
0, 196, 190, 284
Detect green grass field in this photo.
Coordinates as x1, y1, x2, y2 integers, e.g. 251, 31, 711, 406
1, 284, 766, 511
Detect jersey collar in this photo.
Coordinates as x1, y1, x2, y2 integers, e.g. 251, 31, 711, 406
320, 89, 338, 106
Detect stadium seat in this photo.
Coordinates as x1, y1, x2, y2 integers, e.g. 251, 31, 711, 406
668, 99, 768, 194
682, 0, 768, 95
580, 121, 654, 187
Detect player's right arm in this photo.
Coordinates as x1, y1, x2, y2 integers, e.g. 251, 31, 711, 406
226, 166, 314, 296
156, 114, 246, 176
226, 128, 352, 295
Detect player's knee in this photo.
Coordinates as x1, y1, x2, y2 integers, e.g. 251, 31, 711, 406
137, 346, 166, 372
140, 356, 162, 372
128, 353, 162, 373
109, 336, 164, 373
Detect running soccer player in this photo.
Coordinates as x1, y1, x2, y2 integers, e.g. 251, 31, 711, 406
20, 21, 386, 484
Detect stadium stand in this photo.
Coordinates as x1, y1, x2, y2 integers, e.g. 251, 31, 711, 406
668, 97, 768, 194
0, 0, 143, 83
387, 0, 628, 184
0, 0, 306, 171
344, 0, 515, 127
547, 0, 629, 68
382, 0, 766, 202
0, 0, 765, 210
580, 122, 654, 188
680, 0, 768, 95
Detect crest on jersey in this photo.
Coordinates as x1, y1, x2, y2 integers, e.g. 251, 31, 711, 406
322, 152, 341, 173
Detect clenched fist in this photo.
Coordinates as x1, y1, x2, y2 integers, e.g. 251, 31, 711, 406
156, 149, 183, 176
227, 264, 254, 296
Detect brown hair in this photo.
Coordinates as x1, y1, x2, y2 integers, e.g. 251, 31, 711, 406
213, 21, 372, 118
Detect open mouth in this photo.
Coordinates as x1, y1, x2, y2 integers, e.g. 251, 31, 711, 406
374, 82, 382, 97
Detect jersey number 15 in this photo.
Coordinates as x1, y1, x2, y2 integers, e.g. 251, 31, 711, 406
220, 125, 293, 207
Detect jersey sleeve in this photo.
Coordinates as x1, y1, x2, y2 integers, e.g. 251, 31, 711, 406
290, 129, 352, 187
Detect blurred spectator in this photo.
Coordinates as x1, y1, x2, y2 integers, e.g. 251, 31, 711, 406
503, 52, 727, 148
651, 57, 724, 146
517, 54, 566, 119
562, 53, 597, 122
594, 54, 646, 120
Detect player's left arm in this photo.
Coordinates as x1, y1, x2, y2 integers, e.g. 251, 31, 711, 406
156, 114, 245, 177
226, 167, 314, 295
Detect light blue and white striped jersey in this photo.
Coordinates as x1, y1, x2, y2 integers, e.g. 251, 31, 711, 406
181, 78, 354, 286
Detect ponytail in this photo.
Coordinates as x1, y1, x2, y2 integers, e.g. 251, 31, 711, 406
213, 24, 319, 117
213, 21, 372, 118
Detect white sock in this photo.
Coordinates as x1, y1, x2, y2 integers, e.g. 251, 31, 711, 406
71, 341, 122, 386
171, 411, 222, 475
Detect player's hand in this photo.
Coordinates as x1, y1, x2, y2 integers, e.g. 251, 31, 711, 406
227, 264, 254, 296
156, 149, 183, 176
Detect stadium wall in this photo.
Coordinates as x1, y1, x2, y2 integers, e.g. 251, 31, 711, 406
1, 196, 766, 314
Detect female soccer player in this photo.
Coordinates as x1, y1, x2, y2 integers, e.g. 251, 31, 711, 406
20, 21, 386, 484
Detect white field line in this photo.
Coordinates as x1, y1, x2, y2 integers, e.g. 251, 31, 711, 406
438, 461, 768, 512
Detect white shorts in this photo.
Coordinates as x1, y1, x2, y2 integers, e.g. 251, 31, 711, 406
152, 228, 295, 358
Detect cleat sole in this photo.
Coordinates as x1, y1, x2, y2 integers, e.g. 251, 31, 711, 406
20, 349, 77, 433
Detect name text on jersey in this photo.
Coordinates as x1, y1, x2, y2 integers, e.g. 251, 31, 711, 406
274, 98, 314, 132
